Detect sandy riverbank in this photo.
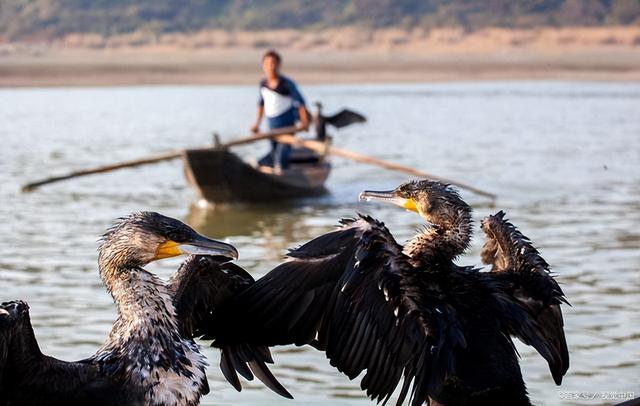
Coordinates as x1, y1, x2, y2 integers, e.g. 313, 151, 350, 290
1, 27, 639, 86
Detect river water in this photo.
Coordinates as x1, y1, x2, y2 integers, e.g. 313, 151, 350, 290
1, 82, 639, 405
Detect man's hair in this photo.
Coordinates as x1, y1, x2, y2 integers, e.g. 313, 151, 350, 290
262, 49, 281, 65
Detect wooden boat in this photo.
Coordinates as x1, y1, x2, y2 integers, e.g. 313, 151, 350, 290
182, 146, 331, 203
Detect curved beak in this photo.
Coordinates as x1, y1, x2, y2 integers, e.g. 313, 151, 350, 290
359, 190, 418, 212
156, 233, 239, 261
180, 234, 239, 260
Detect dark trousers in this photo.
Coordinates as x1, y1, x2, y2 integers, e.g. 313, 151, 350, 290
258, 140, 292, 169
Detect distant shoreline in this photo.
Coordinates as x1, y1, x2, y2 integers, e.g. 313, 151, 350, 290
2, 27, 639, 87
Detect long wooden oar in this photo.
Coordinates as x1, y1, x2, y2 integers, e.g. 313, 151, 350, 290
21, 127, 297, 192
274, 135, 497, 201
22, 127, 495, 201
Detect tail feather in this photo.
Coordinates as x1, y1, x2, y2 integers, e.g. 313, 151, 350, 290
218, 344, 292, 398
228, 347, 254, 381
219, 349, 242, 392
247, 359, 293, 399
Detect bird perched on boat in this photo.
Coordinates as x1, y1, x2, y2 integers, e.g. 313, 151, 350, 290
211, 180, 569, 405
0, 212, 291, 406
312, 102, 366, 141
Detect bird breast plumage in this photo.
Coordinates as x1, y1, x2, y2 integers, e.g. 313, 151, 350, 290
100, 272, 208, 405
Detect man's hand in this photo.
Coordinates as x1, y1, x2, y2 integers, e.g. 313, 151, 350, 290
252, 105, 264, 134
296, 122, 309, 132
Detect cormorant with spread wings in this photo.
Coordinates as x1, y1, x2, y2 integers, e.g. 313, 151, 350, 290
312, 102, 366, 141
209, 180, 569, 405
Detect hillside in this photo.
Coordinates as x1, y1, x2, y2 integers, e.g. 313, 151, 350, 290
2, 1, 639, 86
2, 0, 640, 41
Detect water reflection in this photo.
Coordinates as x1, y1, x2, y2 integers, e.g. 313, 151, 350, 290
186, 200, 309, 240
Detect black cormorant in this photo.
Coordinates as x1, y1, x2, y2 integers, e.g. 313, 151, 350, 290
312, 102, 366, 141
0, 212, 291, 405
211, 180, 569, 405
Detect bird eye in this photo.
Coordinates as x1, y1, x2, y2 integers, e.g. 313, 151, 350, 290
167, 231, 181, 242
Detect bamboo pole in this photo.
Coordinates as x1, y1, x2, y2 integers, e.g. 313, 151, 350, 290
21, 127, 297, 192
273, 135, 497, 201
21, 149, 183, 192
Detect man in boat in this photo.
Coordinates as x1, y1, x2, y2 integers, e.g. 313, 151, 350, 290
250, 49, 309, 170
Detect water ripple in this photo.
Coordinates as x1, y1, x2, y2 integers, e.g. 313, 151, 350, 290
1, 82, 638, 405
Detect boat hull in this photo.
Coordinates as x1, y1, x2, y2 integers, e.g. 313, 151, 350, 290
182, 148, 330, 203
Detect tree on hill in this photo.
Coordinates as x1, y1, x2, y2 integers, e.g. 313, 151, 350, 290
1, 0, 639, 41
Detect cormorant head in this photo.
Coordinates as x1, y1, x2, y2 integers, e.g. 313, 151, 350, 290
99, 212, 238, 268
359, 179, 471, 228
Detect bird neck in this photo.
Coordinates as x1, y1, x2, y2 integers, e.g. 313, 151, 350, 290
98, 264, 208, 405
100, 263, 175, 323
404, 211, 472, 265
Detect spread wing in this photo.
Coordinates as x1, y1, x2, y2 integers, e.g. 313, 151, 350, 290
0, 303, 12, 395
325, 109, 367, 128
0, 301, 130, 404
169, 256, 292, 399
170, 256, 255, 338
481, 211, 569, 385
212, 215, 466, 405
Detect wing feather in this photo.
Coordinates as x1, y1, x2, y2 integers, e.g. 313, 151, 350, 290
0, 301, 131, 403
481, 211, 570, 384
169, 256, 255, 337
0, 303, 12, 394
169, 256, 292, 399
325, 109, 367, 128
213, 215, 465, 404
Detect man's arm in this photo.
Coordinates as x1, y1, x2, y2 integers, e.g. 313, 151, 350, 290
287, 78, 308, 132
251, 105, 264, 134
297, 105, 309, 132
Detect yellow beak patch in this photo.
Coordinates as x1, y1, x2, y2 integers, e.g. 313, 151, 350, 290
401, 198, 418, 212
156, 240, 183, 259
